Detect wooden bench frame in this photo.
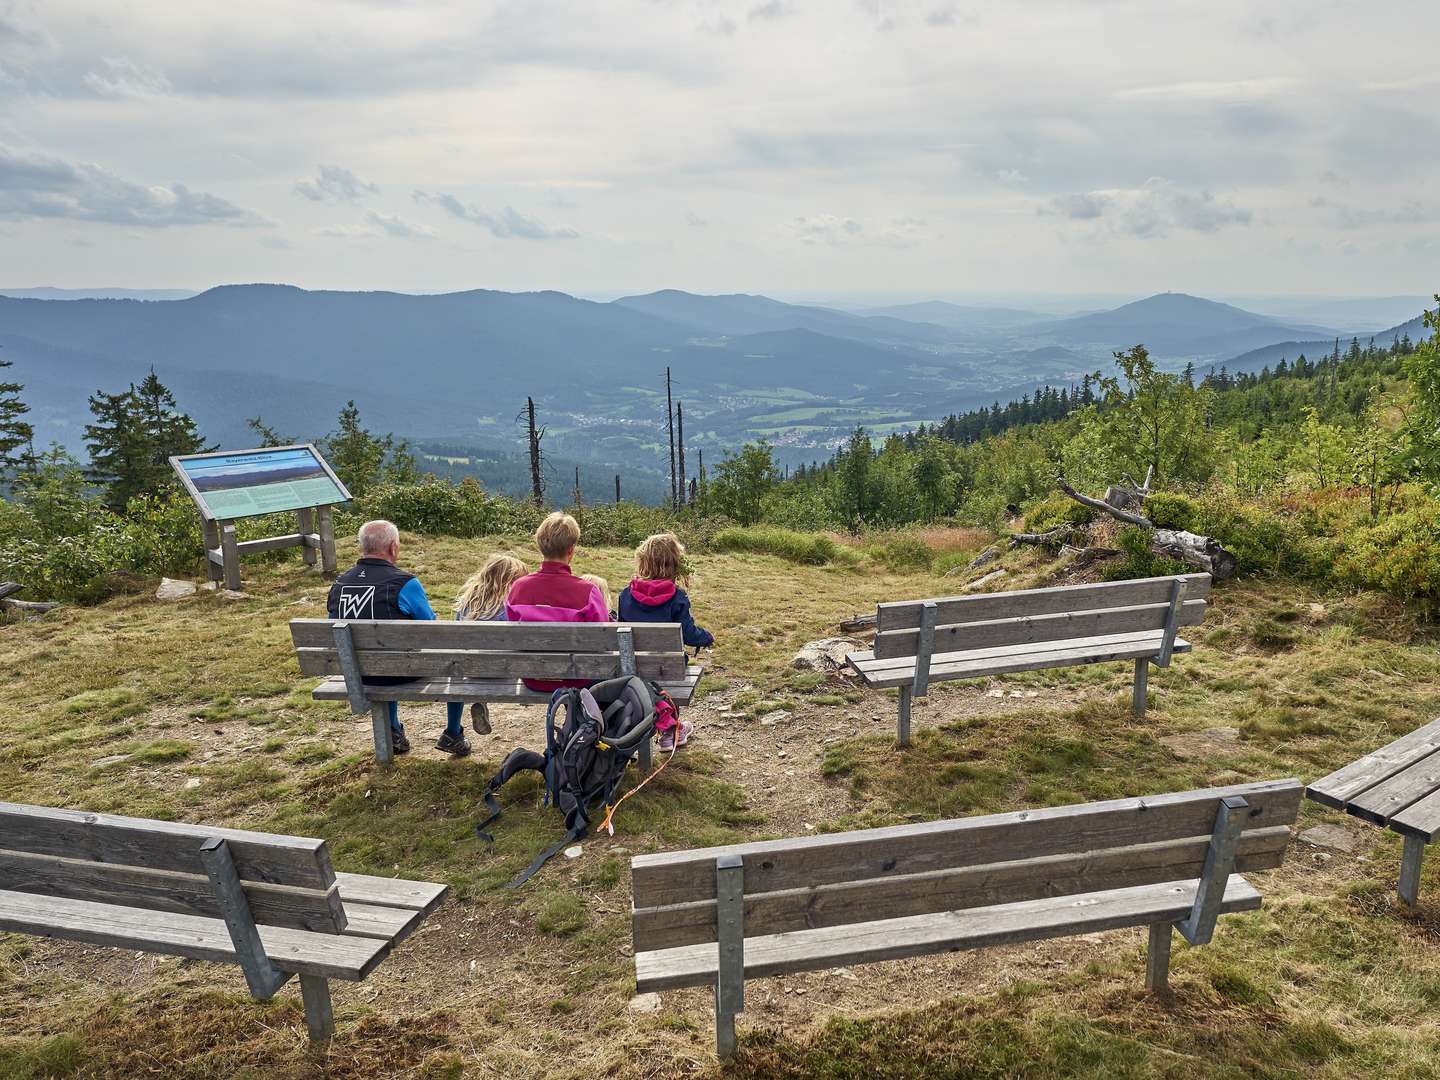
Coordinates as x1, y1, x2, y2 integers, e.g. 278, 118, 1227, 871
290, 619, 702, 765
847, 574, 1209, 746
631, 778, 1299, 1060
1306, 716, 1440, 905
0, 802, 447, 1041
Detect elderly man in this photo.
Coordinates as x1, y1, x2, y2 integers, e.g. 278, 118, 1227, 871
327, 519, 470, 757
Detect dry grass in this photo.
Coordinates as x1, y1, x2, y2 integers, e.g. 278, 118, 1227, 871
4, 533, 1440, 1077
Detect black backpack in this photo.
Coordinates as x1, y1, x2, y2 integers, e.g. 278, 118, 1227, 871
476, 676, 659, 886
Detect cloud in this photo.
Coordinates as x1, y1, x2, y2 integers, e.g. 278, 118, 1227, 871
0, 143, 266, 227
318, 209, 435, 240
294, 164, 378, 203
748, 1, 793, 20
686, 211, 708, 227
925, 5, 977, 27
995, 168, 1029, 187
1043, 180, 1251, 237
785, 214, 926, 247
413, 190, 578, 239
1310, 196, 1429, 229
81, 56, 171, 98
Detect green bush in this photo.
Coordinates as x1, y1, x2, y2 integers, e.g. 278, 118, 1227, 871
1334, 506, 1440, 607
865, 533, 934, 571
1022, 495, 1095, 533
712, 526, 847, 565
357, 477, 530, 537
1101, 526, 1189, 581
1190, 489, 1321, 578
1143, 491, 1198, 531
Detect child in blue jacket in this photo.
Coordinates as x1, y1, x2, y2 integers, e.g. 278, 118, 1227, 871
618, 534, 713, 750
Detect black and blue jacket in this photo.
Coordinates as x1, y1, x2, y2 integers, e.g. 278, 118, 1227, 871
617, 578, 714, 648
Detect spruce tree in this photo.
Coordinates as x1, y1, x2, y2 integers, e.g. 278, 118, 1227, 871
0, 356, 34, 471
84, 371, 209, 512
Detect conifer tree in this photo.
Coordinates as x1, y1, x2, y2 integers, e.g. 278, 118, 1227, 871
0, 356, 34, 471
84, 370, 209, 512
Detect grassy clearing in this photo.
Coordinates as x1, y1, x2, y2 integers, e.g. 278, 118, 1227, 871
4, 533, 1440, 1076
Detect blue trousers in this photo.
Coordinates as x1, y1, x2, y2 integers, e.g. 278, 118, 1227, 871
387, 702, 462, 738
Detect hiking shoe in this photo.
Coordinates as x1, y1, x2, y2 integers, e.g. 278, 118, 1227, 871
470, 703, 491, 735
391, 728, 411, 755
436, 731, 472, 758
675, 718, 694, 748
658, 720, 693, 752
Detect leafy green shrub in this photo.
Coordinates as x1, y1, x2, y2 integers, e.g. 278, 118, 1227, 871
865, 533, 933, 571
932, 550, 979, 577
1101, 527, 1189, 581
1190, 489, 1321, 578
1334, 506, 1440, 607
712, 526, 846, 565
357, 477, 530, 537
1143, 491, 1198, 531
1021, 494, 1095, 533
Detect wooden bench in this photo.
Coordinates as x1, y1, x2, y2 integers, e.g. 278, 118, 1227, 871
0, 802, 447, 1041
847, 573, 1211, 745
291, 619, 703, 765
1306, 716, 1440, 905
631, 778, 1299, 1060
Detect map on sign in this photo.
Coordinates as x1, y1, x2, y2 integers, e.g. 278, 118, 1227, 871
172, 446, 350, 520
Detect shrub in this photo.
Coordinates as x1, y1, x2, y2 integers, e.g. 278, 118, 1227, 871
1190, 488, 1322, 578
865, 533, 934, 571
357, 477, 525, 537
1143, 491, 1198, 531
1101, 526, 1189, 581
1334, 506, 1440, 608
712, 526, 846, 565
1022, 494, 1095, 533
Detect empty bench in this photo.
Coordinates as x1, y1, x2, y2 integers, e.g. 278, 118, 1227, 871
1306, 716, 1440, 905
631, 778, 1299, 1060
291, 619, 703, 764
847, 573, 1210, 745
0, 802, 447, 1041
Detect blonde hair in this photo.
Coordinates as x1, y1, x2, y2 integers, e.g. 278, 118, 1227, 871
580, 574, 612, 613
455, 554, 527, 620
635, 533, 686, 583
535, 512, 581, 560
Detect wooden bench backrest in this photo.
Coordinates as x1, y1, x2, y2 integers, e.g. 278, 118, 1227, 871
631, 779, 1300, 951
0, 802, 346, 933
871, 573, 1212, 660
290, 619, 689, 682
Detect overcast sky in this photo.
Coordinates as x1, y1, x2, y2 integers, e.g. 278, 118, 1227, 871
0, 0, 1434, 300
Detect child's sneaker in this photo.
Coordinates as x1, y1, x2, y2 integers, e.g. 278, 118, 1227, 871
658, 728, 676, 752
675, 718, 693, 747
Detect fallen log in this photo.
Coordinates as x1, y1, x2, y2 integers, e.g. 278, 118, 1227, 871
1010, 525, 1072, 548
1, 598, 59, 614
0, 582, 23, 602
838, 613, 877, 633
1056, 477, 1238, 580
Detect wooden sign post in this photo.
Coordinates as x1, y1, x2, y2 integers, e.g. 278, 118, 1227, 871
169, 445, 352, 592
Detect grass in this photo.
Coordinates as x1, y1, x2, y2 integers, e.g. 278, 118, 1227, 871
712, 525, 855, 566
5, 533, 1440, 1075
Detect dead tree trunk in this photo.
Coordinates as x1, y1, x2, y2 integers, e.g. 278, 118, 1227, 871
615, 474, 621, 504
665, 368, 677, 511
526, 397, 544, 508
677, 401, 686, 509
1056, 478, 1238, 579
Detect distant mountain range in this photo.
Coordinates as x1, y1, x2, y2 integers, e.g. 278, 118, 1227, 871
1, 285, 1431, 500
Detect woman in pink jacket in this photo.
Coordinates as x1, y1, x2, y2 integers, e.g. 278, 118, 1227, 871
505, 512, 608, 691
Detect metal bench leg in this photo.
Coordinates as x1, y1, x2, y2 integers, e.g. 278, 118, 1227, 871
897, 685, 913, 747
300, 974, 334, 1041
1399, 833, 1427, 906
1146, 922, 1173, 991
371, 703, 394, 765
1132, 659, 1149, 717
715, 854, 745, 1061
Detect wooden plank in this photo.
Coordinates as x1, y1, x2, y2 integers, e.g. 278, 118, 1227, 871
634, 874, 1260, 992
633, 827, 1291, 950
0, 849, 346, 933
630, 780, 1301, 909
289, 619, 683, 653
340, 901, 428, 944
0, 803, 334, 889
0, 889, 391, 981
1306, 717, 1440, 809
310, 668, 702, 706
1345, 751, 1440, 826
234, 533, 308, 556
200, 837, 288, 999
334, 873, 449, 913
850, 635, 1191, 690
1390, 788, 1440, 842
872, 600, 1208, 660
849, 630, 1183, 673
876, 574, 1212, 631
294, 648, 688, 681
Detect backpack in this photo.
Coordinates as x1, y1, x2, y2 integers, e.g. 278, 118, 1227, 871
475, 676, 666, 886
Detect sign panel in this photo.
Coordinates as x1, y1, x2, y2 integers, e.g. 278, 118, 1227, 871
170, 445, 350, 521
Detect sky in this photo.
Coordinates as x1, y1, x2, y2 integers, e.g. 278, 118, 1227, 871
0, 0, 1435, 301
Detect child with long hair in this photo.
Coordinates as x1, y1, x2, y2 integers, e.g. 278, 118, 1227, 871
448, 554, 527, 737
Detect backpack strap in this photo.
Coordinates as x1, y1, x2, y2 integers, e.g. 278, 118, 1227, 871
505, 821, 587, 889
475, 747, 546, 842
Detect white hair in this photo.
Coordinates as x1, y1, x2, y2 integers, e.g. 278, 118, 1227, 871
358, 519, 399, 555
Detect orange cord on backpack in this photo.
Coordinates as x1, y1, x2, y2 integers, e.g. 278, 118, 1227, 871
599, 739, 676, 835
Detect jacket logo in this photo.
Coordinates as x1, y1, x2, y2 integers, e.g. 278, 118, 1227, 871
337, 586, 376, 620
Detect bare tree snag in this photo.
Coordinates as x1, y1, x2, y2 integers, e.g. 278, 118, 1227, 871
665, 368, 677, 511
525, 397, 545, 508
677, 400, 686, 507
1056, 477, 1237, 579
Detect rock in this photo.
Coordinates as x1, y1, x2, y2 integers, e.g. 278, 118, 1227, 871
155, 578, 196, 601
968, 546, 1001, 570
793, 638, 865, 673
564, 845, 583, 859
629, 992, 661, 1013
759, 711, 788, 727
183, 777, 202, 790
217, 589, 248, 601
963, 568, 1007, 592
1299, 824, 1366, 855
777, 750, 788, 759
610, 846, 630, 855
92, 754, 132, 768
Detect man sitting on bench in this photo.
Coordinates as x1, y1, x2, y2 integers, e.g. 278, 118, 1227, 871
327, 519, 470, 758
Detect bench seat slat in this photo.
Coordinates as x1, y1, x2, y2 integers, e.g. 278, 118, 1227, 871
311, 668, 702, 706
1389, 789, 1440, 842
631, 780, 1302, 909
635, 874, 1261, 992
633, 826, 1290, 950
848, 634, 1191, 689
0, 889, 391, 980
1306, 716, 1440, 810
340, 901, 429, 944
1344, 750, 1440, 827
876, 575, 1213, 631
334, 872, 449, 913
